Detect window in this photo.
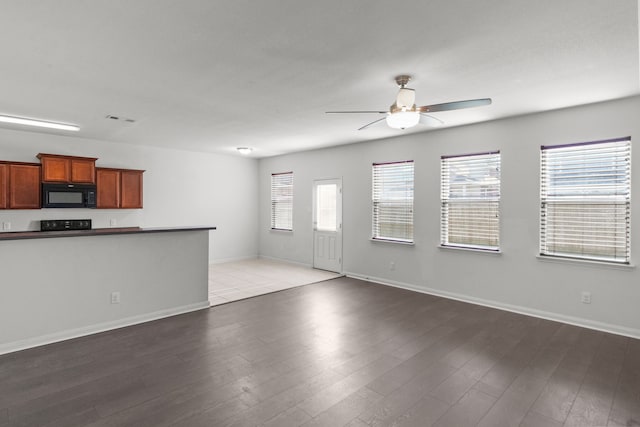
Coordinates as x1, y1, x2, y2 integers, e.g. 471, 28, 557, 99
372, 161, 414, 243
271, 172, 293, 231
441, 151, 501, 251
316, 182, 338, 232
540, 138, 631, 263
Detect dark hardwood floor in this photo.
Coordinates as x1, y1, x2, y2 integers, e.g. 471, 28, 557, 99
1, 277, 639, 426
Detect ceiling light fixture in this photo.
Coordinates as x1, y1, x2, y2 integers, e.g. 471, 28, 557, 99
237, 147, 252, 155
327, 74, 491, 131
385, 111, 420, 129
0, 114, 80, 132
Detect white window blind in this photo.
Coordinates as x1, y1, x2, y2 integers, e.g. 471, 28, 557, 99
441, 151, 501, 251
271, 172, 293, 231
540, 138, 631, 263
372, 161, 414, 243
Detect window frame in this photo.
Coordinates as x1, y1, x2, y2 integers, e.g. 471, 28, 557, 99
270, 171, 293, 231
539, 137, 631, 264
440, 150, 501, 252
371, 160, 415, 244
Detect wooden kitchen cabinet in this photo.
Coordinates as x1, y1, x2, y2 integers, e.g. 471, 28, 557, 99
37, 153, 97, 184
0, 163, 7, 209
0, 162, 41, 209
120, 169, 144, 209
70, 158, 96, 183
96, 168, 144, 209
96, 168, 120, 208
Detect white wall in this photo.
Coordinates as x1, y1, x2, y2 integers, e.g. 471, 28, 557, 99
0, 230, 210, 354
0, 128, 259, 262
258, 95, 640, 337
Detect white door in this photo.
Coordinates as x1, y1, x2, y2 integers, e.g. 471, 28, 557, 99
313, 178, 342, 273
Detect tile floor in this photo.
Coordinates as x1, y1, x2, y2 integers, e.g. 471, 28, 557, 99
208, 257, 342, 305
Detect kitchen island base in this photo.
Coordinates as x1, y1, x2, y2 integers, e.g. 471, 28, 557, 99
0, 227, 213, 355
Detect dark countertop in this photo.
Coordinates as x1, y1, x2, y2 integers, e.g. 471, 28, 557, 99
0, 226, 216, 241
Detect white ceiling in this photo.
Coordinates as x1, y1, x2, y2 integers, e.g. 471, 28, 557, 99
0, 0, 638, 158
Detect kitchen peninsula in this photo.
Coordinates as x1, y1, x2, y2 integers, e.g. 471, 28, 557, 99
0, 226, 215, 355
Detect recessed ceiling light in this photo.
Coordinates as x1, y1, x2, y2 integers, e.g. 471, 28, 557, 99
0, 114, 80, 132
237, 147, 252, 155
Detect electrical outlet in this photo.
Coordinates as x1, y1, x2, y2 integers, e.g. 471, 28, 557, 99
2, 222, 11, 231
110, 219, 117, 227
110, 291, 121, 304
581, 291, 591, 304
390, 261, 396, 271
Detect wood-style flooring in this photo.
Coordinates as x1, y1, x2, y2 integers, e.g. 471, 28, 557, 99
1, 277, 639, 426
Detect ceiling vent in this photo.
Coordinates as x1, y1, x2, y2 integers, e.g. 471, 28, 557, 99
106, 115, 136, 123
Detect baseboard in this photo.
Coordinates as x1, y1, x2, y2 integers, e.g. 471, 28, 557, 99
258, 255, 313, 268
210, 255, 258, 264
0, 301, 210, 356
344, 272, 640, 340
210, 254, 313, 268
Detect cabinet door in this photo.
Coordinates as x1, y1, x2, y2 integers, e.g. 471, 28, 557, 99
71, 159, 96, 184
41, 157, 70, 182
9, 164, 41, 209
0, 164, 7, 209
120, 170, 143, 209
97, 169, 121, 208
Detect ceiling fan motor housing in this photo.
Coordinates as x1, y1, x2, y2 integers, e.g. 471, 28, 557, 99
394, 75, 412, 87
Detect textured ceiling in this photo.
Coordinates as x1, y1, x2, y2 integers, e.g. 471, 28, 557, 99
0, 0, 638, 157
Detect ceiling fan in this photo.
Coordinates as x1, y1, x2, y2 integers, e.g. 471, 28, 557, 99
326, 75, 492, 130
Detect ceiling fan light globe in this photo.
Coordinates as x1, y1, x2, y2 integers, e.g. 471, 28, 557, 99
396, 88, 415, 109
386, 111, 420, 129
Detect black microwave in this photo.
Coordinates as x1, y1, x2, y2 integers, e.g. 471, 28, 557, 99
42, 183, 97, 208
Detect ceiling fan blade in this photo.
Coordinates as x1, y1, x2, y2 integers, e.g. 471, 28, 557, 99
358, 116, 387, 131
418, 98, 492, 113
419, 113, 444, 126
326, 111, 387, 114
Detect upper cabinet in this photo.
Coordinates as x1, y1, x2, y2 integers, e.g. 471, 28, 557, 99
0, 163, 7, 209
120, 169, 144, 209
96, 168, 120, 209
0, 162, 41, 209
37, 153, 97, 184
1, 153, 144, 210
96, 168, 144, 209
10, 164, 41, 209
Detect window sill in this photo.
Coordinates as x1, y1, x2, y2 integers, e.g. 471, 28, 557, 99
270, 228, 293, 233
536, 255, 635, 270
370, 238, 415, 246
438, 245, 502, 255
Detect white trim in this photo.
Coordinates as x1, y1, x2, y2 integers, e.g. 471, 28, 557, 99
438, 245, 502, 255
258, 254, 313, 268
0, 301, 210, 356
370, 238, 415, 246
344, 271, 640, 340
210, 255, 259, 264
536, 255, 635, 270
